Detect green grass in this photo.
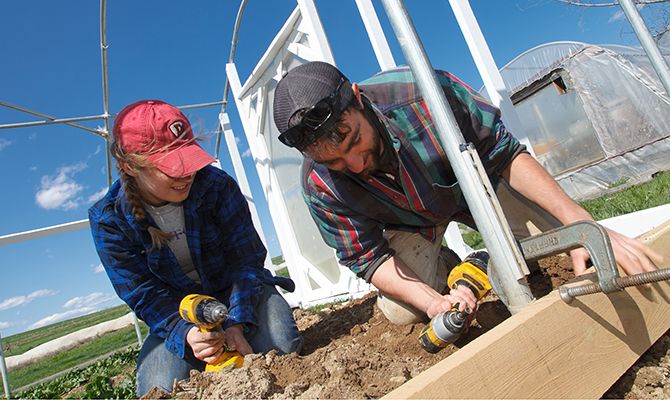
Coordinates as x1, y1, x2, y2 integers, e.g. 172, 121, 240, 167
2, 304, 133, 357
458, 171, 670, 250
459, 226, 485, 250
271, 255, 284, 265
579, 171, 670, 221
275, 266, 290, 279
2, 322, 148, 394
608, 177, 630, 189
306, 297, 349, 313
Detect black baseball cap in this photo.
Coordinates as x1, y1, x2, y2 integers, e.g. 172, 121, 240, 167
273, 61, 355, 150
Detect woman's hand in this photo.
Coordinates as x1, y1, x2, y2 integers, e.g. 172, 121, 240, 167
224, 323, 253, 356
186, 325, 228, 364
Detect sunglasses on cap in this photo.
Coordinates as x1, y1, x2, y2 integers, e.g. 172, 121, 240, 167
278, 78, 346, 150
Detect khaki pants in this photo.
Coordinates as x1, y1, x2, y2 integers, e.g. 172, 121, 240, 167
376, 181, 560, 325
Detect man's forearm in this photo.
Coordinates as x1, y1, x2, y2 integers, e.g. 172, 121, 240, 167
369, 255, 442, 314
501, 152, 592, 225
500, 152, 663, 277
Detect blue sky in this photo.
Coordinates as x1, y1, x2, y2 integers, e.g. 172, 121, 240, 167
0, 0, 640, 338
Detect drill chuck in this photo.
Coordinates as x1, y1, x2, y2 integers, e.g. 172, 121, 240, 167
179, 294, 230, 330
200, 302, 229, 326
418, 309, 471, 353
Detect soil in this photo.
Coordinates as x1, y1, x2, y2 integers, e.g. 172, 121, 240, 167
140, 254, 670, 399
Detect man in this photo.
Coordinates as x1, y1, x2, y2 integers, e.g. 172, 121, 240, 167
272, 61, 662, 325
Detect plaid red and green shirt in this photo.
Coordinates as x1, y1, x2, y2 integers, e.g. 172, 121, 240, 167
302, 66, 526, 279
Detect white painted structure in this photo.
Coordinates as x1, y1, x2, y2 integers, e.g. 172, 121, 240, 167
225, 0, 372, 308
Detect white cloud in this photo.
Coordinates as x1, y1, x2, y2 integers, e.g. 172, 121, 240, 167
28, 307, 95, 330
0, 289, 59, 311
35, 162, 87, 210
94, 145, 102, 155
29, 133, 37, 140
0, 138, 12, 151
242, 148, 252, 158
0, 319, 29, 331
609, 4, 644, 23
608, 10, 626, 23
93, 263, 105, 273
63, 292, 116, 309
87, 187, 108, 203
29, 166, 38, 171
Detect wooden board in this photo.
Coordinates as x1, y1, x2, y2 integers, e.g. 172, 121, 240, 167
385, 220, 670, 399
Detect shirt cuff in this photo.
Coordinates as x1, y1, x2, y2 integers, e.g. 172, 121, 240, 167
357, 243, 396, 283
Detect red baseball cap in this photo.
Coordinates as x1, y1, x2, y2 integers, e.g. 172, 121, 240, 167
113, 100, 215, 178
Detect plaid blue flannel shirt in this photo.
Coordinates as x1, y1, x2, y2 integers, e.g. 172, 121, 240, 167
89, 165, 291, 358
302, 66, 526, 277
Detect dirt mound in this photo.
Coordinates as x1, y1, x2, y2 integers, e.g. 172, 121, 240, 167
141, 254, 670, 399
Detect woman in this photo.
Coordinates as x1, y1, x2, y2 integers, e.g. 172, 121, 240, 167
89, 100, 303, 396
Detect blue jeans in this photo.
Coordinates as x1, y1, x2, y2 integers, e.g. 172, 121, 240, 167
136, 285, 303, 397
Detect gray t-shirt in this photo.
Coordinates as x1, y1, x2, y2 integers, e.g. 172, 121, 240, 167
144, 201, 201, 285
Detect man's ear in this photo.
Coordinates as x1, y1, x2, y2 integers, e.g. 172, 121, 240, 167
352, 83, 364, 108
119, 161, 138, 177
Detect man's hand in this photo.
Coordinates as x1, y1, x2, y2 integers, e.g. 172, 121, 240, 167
224, 323, 253, 356
570, 226, 663, 277
186, 325, 228, 364
425, 285, 477, 320
503, 153, 663, 281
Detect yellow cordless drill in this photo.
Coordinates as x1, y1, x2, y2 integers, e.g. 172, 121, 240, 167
179, 294, 244, 370
418, 250, 492, 353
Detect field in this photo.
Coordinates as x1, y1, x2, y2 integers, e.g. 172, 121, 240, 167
1, 306, 147, 396
2, 305, 132, 357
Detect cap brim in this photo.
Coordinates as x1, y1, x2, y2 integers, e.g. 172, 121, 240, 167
145, 143, 216, 178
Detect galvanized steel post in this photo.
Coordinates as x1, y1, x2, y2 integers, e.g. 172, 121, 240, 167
379, 0, 535, 313
0, 332, 11, 399
618, 0, 670, 98
132, 313, 144, 346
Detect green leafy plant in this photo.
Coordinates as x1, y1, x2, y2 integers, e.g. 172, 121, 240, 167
15, 346, 139, 399
5, 324, 147, 392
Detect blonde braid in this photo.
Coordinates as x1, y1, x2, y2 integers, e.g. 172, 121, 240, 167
112, 143, 174, 251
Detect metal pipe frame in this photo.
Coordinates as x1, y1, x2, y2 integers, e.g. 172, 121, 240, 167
100, 0, 113, 187
1, 332, 10, 399
379, 0, 535, 314
214, 0, 249, 159
618, 0, 670, 97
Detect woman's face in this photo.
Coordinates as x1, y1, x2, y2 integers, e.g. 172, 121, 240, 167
128, 165, 196, 206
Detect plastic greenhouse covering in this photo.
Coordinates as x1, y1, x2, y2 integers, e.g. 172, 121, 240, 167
489, 41, 670, 201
